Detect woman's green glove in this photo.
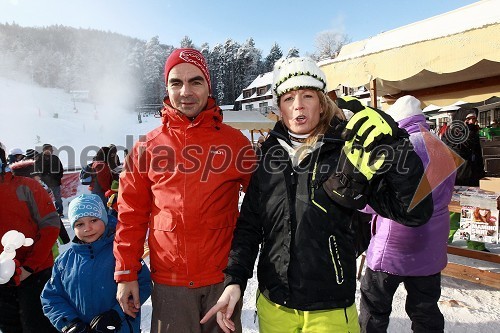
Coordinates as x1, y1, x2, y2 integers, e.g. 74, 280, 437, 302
340, 98, 400, 180
323, 96, 403, 209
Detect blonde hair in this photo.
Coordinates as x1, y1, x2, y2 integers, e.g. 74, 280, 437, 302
279, 90, 345, 146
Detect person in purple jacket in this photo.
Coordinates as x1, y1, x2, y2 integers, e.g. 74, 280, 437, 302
358, 95, 457, 333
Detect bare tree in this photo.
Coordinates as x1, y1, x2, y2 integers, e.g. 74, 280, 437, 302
313, 31, 350, 61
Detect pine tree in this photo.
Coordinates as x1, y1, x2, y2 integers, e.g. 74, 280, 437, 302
222, 39, 240, 104
211, 44, 225, 104
286, 47, 300, 58
264, 43, 283, 72
235, 38, 262, 101
180, 35, 195, 48
142, 36, 164, 104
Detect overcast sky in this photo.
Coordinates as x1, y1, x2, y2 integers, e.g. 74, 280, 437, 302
0, 0, 484, 54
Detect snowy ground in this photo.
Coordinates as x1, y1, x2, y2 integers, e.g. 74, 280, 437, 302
57, 188, 500, 333
3, 77, 500, 332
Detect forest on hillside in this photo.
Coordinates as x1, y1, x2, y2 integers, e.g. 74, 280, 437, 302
0, 23, 347, 108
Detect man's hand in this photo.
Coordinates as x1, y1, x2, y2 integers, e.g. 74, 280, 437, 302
200, 284, 241, 333
116, 281, 140, 318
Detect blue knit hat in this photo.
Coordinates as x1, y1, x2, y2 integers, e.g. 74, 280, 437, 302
68, 194, 108, 229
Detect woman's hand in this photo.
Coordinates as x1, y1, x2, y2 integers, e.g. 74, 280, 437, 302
200, 284, 241, 333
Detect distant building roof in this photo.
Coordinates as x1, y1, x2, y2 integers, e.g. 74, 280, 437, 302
223, 110, 276, 130
245, 72, 272, 90
237, 72, 273, 103
219, 104, 234, 110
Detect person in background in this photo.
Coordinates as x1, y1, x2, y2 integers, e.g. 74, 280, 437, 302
105, 179, 120, 218
113, 48, 256, 333
41, 194, 152, 333
443, 110, 484, 186
35, 143, 65, 217
90, 147, 113, 208
201, 58, 432, 333
358, 96, 456, 333
10, 159, 70, 258
438, 122, 448, 139
256, 135, 266, 149
8, 147, 25, 164
0, 145, 60, 333
107, 144, 122, 181
465, 112, 480, 128
443, 109, 488, 251
24, 148, 39, 161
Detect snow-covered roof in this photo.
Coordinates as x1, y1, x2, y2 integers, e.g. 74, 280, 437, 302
219, 104, 234, 110
319, 0, 500, 107
422, 104, 442, 113
237, 73, 273, 103
244, 72, 272, 90
319, 0, 500, 64
223, 110, 276, 130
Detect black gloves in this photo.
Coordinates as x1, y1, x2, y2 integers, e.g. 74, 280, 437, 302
62, 319, 91, 333
89, 309, 122, 333
61, 311, 122, 333
324, 96, 403, 209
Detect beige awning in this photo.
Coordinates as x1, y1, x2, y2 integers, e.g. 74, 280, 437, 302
223, 110, 276, 131
319, 0, 500, 108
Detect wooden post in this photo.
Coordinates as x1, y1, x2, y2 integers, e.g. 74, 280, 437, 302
370, 79, 377, 108
357, 253, 366, 280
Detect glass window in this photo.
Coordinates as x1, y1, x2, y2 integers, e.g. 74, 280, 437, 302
494, 108, 500, 122
479, 111, 489, 128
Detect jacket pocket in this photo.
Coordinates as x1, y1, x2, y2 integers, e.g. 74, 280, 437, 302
328, 235, 344, 285
150, 211, 178, 270
151, 211, 176, 231
203, 210, 237, 270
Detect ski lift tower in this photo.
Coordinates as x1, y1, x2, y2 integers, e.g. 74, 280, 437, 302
70, 90, 90, 113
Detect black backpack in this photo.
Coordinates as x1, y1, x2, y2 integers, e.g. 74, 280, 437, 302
79, 163, 94, 185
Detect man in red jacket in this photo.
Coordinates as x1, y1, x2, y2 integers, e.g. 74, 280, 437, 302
0, 146, 60, 333
113, 48, 256, 333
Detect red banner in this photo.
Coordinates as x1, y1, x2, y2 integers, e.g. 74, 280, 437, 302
61, 172, 80, 198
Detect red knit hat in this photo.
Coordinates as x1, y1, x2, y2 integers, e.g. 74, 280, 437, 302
164, 48, 211, 93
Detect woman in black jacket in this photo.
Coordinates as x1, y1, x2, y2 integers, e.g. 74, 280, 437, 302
201, 58, 433, 333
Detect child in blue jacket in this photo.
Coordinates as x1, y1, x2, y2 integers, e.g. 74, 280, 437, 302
41, 194, 152, 333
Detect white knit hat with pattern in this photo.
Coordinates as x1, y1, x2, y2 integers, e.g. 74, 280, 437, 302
272, 57, 327, 107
